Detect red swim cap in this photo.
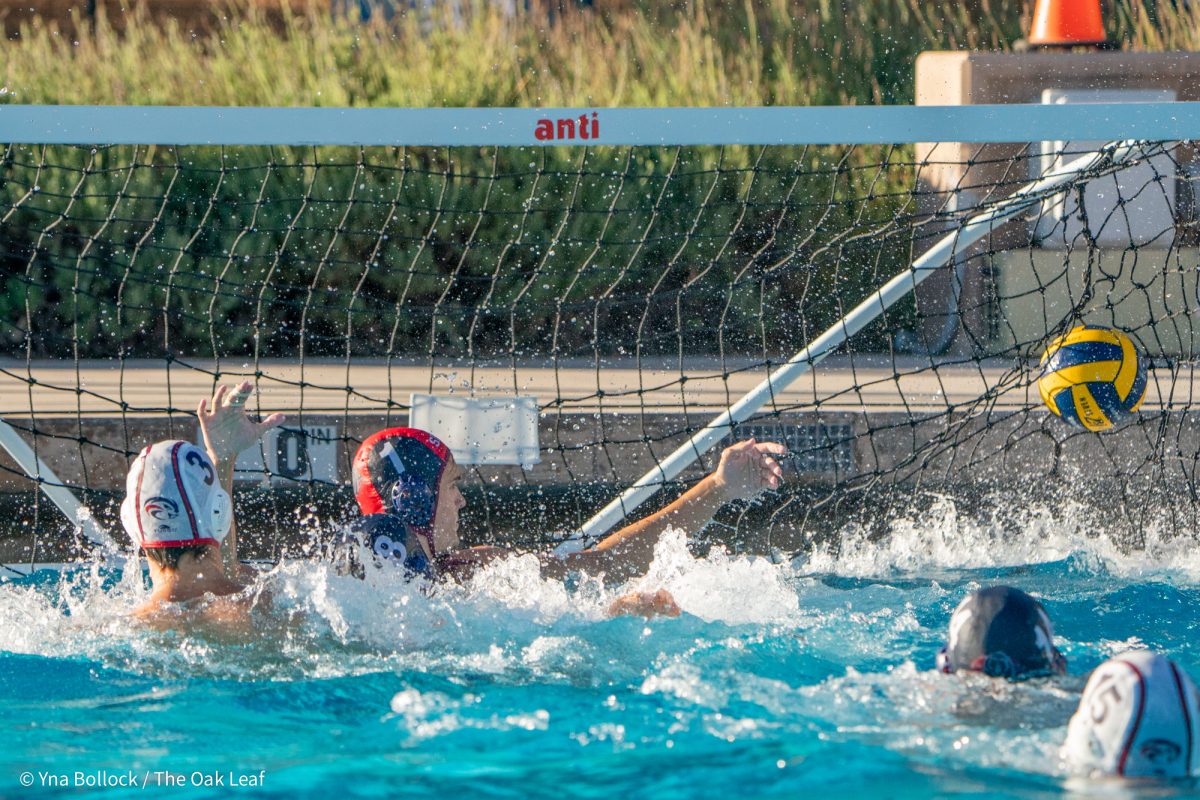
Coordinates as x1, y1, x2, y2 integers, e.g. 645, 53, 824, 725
352, 428, 451, 550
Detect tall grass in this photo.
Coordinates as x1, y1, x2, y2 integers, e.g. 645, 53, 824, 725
1, 1, 1194, 110
0, 0, 1025, 109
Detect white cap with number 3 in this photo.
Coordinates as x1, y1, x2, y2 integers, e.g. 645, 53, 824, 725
119, 440, 232, 549
1063, 650, 1200, 779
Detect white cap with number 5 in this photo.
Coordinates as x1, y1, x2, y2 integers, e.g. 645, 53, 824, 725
1063, 650, 1200, 779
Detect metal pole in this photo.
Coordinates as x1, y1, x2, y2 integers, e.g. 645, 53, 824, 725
0, 416, 118, 553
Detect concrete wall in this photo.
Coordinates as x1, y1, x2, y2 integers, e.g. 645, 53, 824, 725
913, 52, 1200, 356
5, 404, 1197, 560
989, 246, 1200, 357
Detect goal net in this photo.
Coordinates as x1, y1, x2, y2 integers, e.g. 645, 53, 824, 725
1, 103, 1196, 569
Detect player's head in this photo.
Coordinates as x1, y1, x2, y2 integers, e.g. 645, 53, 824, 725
329, 513, 432, 580
1063, 651, 1200, 779
352, 428, 465, 558
120, 441, 232, 570
937, 586, 1066, 680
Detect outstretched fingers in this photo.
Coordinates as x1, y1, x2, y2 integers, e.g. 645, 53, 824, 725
754, 442, 786, 488
752, 441, 788, 457
257, 412, 286, 436
225, 381, 253, 408
197, 381, 285, 464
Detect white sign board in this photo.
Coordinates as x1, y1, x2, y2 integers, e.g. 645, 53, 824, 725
409, 394, 540, 466
226, 425, 339, 485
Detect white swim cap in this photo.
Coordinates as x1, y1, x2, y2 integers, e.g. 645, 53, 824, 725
1063, 650, 1200, 779
120, 441, 232, 549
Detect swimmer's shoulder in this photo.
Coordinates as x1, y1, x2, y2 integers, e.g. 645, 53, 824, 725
130, 594, 263, 640
129, 573, 271, 633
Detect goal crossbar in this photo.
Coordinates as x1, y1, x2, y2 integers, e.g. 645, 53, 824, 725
3, 103, 1200, 146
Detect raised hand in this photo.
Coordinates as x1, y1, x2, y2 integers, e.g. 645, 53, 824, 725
712, 438, 787, 502
197, 381, 285, 466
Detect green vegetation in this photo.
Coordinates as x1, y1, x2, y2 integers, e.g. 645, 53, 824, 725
1, 0, 1193, 110
0, 1, 1193, 360
0, 140, 919, 359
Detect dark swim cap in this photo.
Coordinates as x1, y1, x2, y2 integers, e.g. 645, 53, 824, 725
352, 427, 451, 553
332, 513, 432, 580
937, 586, 1067, 680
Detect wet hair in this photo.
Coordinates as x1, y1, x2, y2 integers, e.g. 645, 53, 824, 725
142, 544, 212, 570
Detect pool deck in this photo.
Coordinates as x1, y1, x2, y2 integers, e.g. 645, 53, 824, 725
0, 355, 1066, 417
5, 356, 1198, 418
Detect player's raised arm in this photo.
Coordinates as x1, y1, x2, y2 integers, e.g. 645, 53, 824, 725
197, 381, 285, 578
545, 438, 786, 581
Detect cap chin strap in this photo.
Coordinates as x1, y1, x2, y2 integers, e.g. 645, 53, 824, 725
937, 644, 1068, 678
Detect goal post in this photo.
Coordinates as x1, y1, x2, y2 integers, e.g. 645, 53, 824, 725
0, 416, 115, 551
2, 102, 1199, 567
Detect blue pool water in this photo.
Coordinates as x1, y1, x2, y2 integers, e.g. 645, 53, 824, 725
4, 496, 1200, 799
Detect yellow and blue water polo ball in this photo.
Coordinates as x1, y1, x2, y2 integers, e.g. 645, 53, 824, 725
1038, 325, 1147, 432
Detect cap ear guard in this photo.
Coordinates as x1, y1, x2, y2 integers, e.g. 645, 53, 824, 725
207, 484, 233, 544
936, 646, 953, 674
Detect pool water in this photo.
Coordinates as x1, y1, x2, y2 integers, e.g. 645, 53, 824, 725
3, 495, 1200, 799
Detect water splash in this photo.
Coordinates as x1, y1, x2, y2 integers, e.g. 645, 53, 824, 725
803, 494, 1200, 580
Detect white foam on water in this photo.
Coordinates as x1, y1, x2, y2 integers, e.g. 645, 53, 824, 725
4, 488, 1196, 679
632, 529, 803, 625
384, 686, 550, 743
0, 559, 147, 657
802, 494, 1200, 582
0, 524, 805, 680
0, 498, 1172, 686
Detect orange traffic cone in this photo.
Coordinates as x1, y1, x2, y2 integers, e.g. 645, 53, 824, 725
1028, 0, 1108, 47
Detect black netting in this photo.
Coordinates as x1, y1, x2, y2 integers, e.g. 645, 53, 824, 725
0, 138, 1193, 565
